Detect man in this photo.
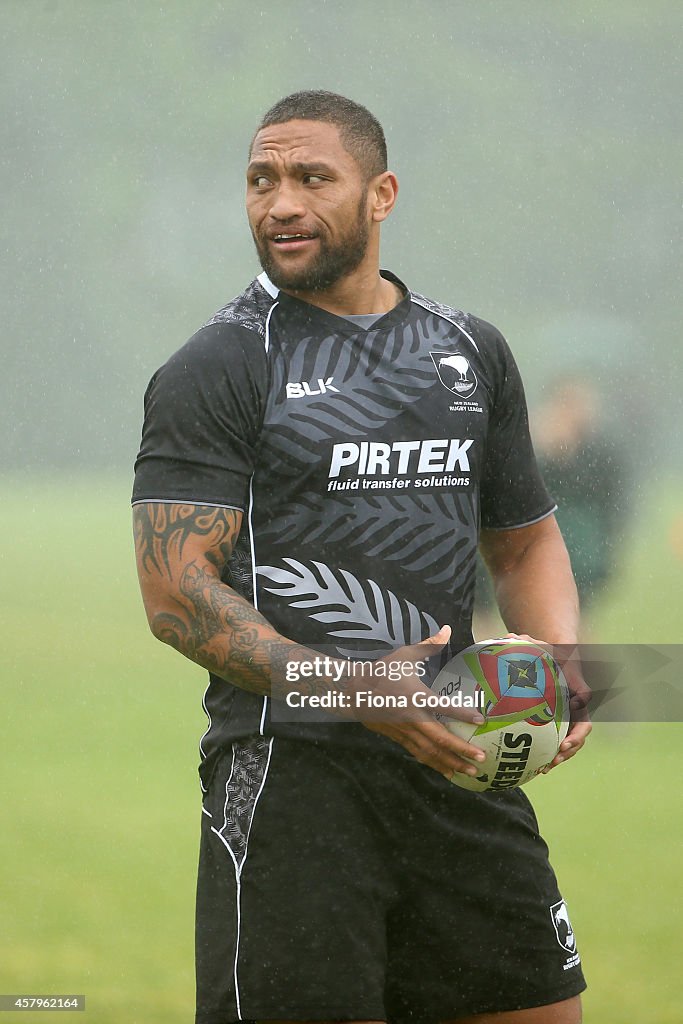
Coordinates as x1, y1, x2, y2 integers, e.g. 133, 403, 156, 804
533, 374, 628, 612
133, 90, 590, 1024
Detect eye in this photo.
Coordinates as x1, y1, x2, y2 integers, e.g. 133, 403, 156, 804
251, 174, 272, 188
303, 174, 327, 185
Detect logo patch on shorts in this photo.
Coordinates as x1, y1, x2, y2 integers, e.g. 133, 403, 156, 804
550, 899, 576, 953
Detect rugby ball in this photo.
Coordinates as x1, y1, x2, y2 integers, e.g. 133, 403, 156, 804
433, 639, 570, 792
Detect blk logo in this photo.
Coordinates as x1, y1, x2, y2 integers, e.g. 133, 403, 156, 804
286, 377, 340, 399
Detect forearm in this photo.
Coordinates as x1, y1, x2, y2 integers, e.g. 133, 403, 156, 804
134, 501, 328, 699
484, 519, 580, 645
148, 562, 330, 699
484, 516, 592, 766
133, 502, 490, 777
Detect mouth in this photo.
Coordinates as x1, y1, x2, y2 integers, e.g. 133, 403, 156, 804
270, 232, 318, 252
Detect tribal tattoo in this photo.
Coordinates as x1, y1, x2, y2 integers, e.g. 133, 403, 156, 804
133, 502, 303, 694
133, 502, 235, 580
132, 503, 395, 710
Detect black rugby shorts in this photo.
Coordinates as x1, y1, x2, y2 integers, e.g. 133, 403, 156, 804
195, 734, 586, 1024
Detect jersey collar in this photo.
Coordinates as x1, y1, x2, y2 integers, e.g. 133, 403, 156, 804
255, 269, 411, 334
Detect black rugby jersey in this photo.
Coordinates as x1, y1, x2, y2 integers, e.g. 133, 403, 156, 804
133, 271, 554, 786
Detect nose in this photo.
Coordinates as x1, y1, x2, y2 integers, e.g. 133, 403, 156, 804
268, 181, 307, 222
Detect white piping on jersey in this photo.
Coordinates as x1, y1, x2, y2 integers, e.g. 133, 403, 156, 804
197, 296, 279, 775
483, 504, 558, 532
257, 271, 280, 298
131, 498, 243, 511
246, 478, 260, 643
222, 744, 238, 828
247, 472, 270, 737
198, 685, 212, 791
263, 299, 278, 354
210, 737, 275, 1020
256, 272, 480, 357
410, 294, 480, 354
255, 299, 278, 732
258, 695, 269, 736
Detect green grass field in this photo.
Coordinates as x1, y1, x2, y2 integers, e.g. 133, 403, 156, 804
2, 475, 682, 1023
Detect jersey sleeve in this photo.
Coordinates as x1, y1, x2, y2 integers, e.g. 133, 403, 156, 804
132, 322, 269, 510
473, 317, 556, 530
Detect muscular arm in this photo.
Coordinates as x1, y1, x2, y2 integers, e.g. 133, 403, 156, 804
480, 514, 579, 644
133, 500, 487, 780
479, 513, 591, 765
133, 501, 306, 694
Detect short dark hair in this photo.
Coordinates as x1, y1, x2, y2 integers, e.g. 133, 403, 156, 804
252, 90, 387, 179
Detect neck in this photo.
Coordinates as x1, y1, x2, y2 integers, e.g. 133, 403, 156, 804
281, 263, 403, 317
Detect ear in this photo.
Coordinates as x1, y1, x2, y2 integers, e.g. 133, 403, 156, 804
369, 171, 398, 223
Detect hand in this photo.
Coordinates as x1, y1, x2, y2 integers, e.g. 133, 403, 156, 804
354, 625, 488, 782
501, 633, 592, 773
543, 648, 592, 772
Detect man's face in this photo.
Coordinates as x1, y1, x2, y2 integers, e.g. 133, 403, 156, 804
246, 119, 371, 294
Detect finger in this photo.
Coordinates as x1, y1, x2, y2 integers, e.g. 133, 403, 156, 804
398, 624, 452, 665
569, 686, 592, 714
415, 623, 452, 655
503, 632, 543, 644
542, 721, 592, 772
440, 705, 486, 726
560, 720, 592, 752
422, 623, 452, 646
405, 735, 485, 781
435, 698, 486, 725
560, 656, 591, 707
414, 720, 487, 772
384, 719, 486, 779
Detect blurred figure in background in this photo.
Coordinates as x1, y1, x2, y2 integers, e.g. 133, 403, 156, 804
534, 374, 628, 616
474, 373, 629, 639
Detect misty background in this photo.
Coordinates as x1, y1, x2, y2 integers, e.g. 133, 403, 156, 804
2, 6, 682, 1021
2, 0, 681, 480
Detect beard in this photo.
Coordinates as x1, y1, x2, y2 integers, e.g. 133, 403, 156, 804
251, 194, 370, 293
